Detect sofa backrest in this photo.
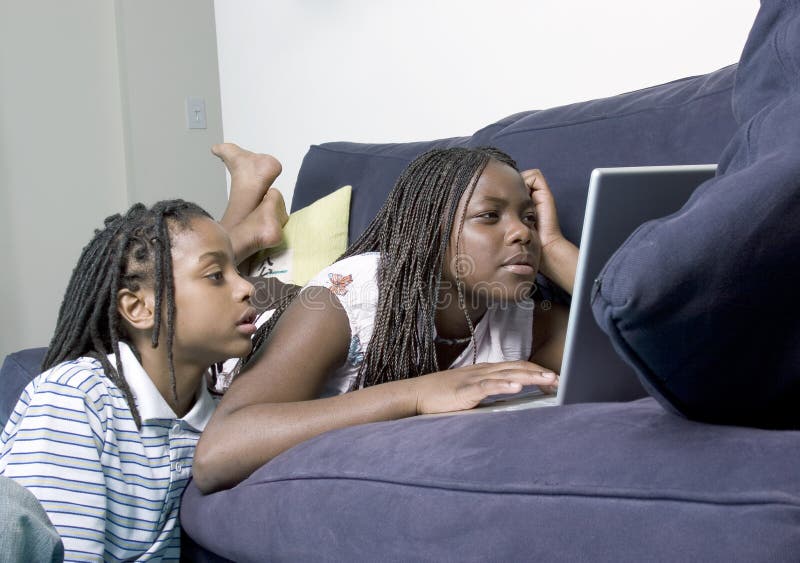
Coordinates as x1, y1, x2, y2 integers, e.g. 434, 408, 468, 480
0, 348, 46, 429
292, 64, 739, 248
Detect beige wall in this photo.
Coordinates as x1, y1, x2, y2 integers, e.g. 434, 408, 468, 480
115, 0, 226, 212
0, 0, 225, 360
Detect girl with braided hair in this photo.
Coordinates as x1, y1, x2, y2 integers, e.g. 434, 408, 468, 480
195, 146, 579, 494
0, 143, 290, 561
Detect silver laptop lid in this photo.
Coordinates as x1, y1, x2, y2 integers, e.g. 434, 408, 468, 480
558, 164, 717, 404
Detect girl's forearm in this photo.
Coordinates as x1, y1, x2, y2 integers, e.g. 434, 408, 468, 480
539, 237, 578, 295
193, 378, 419, 493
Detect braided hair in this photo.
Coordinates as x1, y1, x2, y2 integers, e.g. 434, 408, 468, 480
246, 147, 519, 390
42, 199, 212, 428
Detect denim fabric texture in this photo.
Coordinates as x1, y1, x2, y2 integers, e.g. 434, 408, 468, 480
0, 476, 63, 563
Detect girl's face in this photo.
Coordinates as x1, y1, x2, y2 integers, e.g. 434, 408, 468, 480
443, 159, 541, 305
166, 216, 256, 368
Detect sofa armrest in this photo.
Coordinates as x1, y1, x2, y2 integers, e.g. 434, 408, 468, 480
0, 347, 47, 428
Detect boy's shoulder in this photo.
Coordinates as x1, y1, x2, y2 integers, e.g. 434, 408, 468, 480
3, 356, 123, 437
32, 356, 117, 403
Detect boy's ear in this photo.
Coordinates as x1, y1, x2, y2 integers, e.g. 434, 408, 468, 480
117, 288, 155, 331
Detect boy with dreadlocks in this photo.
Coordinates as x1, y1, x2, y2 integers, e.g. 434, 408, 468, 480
194, 146, 579, 493
0, 143, 288, 561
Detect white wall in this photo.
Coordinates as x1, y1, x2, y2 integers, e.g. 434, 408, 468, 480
0, 1, 761, 360
0, 0, 225, 359
214, 0, 760, 208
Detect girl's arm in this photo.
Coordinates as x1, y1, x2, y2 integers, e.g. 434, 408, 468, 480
521, 169, 578, 383
529, 301, 570, 393
193, 286, 558, 493
522, 169, 579, 295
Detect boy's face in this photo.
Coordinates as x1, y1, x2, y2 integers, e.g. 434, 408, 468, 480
167, 216, 256, 368
443, 159, 541, 306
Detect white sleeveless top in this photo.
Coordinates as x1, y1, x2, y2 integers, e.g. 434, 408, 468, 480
305, 253, 535, 397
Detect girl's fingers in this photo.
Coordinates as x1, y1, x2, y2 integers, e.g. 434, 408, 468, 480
474, 364, 558, 388
417, 361, 559, 414
479, 379, 523, 394
495, 360, 557, 378
459, 379, 522, 405
538, 376, 560, 395
522, 169, 550, 190
524, 171, 556, 206
521, 171, 555, 208
521, 169, 538, 184
468, 370, 558, 403
506, 370, 557, 388
521, 170, 563, 247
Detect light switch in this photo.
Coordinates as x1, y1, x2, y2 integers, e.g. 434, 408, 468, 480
186, 96, 207, 129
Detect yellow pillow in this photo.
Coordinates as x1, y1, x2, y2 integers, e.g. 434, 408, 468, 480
248, 185, 351, 286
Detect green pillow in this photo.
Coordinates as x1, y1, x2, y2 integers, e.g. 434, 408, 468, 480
249, 185, 351, 286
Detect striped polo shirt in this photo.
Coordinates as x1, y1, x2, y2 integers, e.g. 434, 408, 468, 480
0, 342, 216, 562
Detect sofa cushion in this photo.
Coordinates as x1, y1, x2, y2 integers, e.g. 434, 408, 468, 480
181, 398, 800, 562
249, 185, 352, 286
591, 0, 800, 428
0, 348, 47, 429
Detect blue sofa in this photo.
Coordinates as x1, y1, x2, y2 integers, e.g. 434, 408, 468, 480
176, 3, 800, 561
4, 2, 800, 561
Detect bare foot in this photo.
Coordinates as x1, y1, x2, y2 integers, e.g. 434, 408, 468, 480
229, 188, 289, 264
213, 142, 282, 230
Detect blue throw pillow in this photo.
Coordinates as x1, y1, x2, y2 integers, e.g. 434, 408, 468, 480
592, 0, 800, 429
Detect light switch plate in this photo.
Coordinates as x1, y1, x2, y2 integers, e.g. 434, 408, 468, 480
186, 96, 207, 129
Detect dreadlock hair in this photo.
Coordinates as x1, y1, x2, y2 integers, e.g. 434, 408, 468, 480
245, 146, 519, 391
42, 199, 213, 428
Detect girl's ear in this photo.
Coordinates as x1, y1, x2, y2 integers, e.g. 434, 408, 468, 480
117, 288, 155, 331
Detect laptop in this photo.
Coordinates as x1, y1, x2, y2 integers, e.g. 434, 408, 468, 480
437, 164, 718, 415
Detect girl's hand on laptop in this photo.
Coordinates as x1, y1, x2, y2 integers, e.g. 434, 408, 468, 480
411, 361, 557, 414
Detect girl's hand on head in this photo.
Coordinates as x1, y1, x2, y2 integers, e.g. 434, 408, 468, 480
411, 361, 558, 415
521, 169, 565, 251
521, 169, 579, 294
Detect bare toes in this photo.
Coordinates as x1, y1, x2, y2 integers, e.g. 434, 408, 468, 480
212, 143, 283, 185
